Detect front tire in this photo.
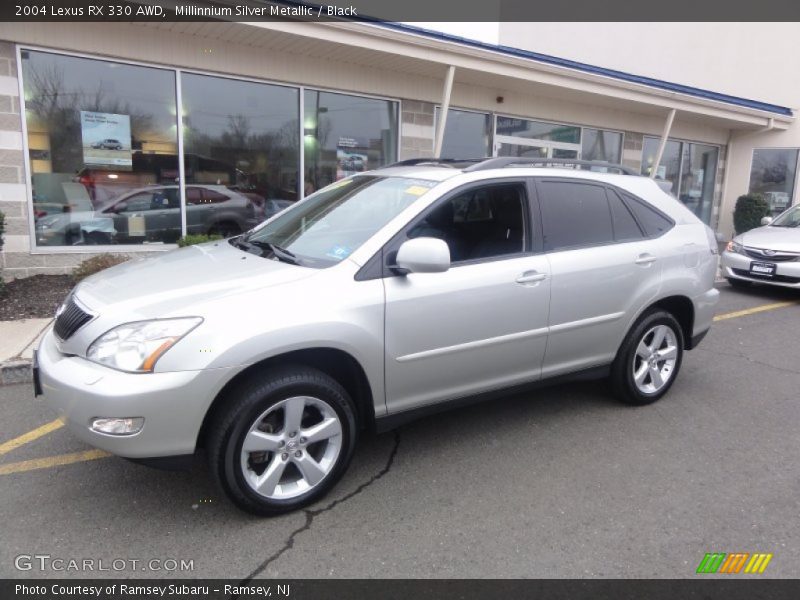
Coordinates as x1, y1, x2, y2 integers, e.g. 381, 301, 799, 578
207, 366, 357, 515
610, 310, 684, 406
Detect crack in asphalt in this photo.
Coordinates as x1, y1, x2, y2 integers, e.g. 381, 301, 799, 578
232, 430, 401, 590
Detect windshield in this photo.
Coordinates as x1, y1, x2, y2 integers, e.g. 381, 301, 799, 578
241, 175, 437, 266
771, 205, 800, 228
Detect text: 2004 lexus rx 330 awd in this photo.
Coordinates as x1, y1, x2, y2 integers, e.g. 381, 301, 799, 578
37, 158, 720, 514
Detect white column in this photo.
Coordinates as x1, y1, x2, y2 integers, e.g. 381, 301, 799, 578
433, 65, 456, 158
650, 108, 677, 179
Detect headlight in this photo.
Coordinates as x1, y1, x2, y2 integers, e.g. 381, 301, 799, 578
725, 240, 743, 254
87, 317, 202, 373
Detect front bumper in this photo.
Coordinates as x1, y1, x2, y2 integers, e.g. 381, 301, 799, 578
37, 328, 235, 459
721, 250, 800, 288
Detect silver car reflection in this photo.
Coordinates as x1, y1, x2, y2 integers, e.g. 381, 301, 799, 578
35, 184, 266, 245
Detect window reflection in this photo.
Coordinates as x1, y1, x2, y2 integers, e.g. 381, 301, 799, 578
23, 50, 179, 246
749, 149, 799, 216
436, 108, 492, 158
181, 73, 300, 236
582, 129, 622, 164
495, 117, 580, 144
303, 91, 398, 195
680, 143, 718, 224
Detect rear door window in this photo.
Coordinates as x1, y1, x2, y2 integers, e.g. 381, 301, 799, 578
537, 180, 614, 251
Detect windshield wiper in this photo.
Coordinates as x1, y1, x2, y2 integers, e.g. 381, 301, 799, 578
248, 240, 300, 265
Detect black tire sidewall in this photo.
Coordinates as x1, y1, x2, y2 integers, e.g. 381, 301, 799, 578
212, 368, 357, 515
613, 310, 684, 406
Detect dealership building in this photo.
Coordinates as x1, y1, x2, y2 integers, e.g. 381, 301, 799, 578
0, 19, 796, 278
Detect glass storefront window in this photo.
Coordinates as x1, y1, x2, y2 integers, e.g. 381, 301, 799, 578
641, 137, 719, 224
748, 148, 799, 216
435, 108, 492, 158
495, 117, 580, 144
303, 90, 398, 196
181, 73, 300, 238
641, 137, 682, 189
679, 143, 718, 224
582, 128, 623, 164
23, 50, 179, 246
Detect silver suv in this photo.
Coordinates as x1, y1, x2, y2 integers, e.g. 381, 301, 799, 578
36, 158, 720, 515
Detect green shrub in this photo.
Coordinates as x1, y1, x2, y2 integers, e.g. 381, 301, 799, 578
177, 234, 223, 248
72, 254, 130, 283
733, 194, 770, 234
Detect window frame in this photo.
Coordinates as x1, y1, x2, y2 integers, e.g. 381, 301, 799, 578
356, 177, 538, 281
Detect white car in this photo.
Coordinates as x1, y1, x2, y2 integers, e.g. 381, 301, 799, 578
722, 204, 800, 288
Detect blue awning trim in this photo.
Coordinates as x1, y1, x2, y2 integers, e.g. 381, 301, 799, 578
372, 21, 794, 118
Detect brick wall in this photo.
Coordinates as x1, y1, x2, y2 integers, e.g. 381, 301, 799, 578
400, 100, 435, 160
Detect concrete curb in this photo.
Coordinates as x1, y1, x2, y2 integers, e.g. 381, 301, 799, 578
0, 359, 32, 385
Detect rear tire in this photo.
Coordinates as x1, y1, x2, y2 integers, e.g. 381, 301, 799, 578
207, 366, 357, 515
610, 310, 684, 406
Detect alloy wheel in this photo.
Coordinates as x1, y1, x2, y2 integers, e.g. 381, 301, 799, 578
239, 396, 343, 500
632, 324, 679, 395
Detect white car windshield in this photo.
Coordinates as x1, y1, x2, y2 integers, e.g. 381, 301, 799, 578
771, 205, 800, 228
240, 175, 437, 267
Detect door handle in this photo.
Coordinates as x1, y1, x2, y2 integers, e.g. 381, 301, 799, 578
635, 254, 657, 265
516, 271, 547, 285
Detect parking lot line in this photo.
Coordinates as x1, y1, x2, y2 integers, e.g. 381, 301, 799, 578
0, 449, 110, 476
0, 417, 64, 457
713, 301, 797, 322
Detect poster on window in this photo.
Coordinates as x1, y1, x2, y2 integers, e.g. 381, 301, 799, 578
336, 149, 368, 179
80, 111, 132, 168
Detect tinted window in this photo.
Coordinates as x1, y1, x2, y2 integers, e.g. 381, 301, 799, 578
607, 189, 643, 241
622, 193, 674, 237
538, 181, 613, 251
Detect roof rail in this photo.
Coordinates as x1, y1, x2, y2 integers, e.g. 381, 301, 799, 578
464, 157, 639, 175
387, 158, 486, 169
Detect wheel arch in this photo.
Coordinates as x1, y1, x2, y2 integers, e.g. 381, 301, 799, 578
198, 347, 376, 450
628, 294, 694, 350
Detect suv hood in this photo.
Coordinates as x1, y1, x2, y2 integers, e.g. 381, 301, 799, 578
739, 226, 800, 253
75, 240, 313, 316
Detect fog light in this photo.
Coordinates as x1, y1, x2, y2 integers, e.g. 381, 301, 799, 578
91, 417, 144, 435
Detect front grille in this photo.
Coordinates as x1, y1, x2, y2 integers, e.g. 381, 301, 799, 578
743, 247, 799, 262
53, 295, 93, 340
732, 268, 800, 284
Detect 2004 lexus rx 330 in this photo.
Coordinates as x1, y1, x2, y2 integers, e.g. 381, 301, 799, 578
36, 158, 720, 515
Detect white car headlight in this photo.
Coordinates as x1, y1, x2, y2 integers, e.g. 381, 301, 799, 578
87, 317, 202, 373
725, 240, 743, 254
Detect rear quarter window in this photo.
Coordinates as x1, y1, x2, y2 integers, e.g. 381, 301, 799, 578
620, 191, 674, 237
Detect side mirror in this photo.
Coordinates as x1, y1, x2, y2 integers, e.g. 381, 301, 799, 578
761, 216, 773, 226
395, 237, 450, 274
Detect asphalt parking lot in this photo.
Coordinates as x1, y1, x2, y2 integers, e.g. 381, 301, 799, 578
1, 283, 799, 580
